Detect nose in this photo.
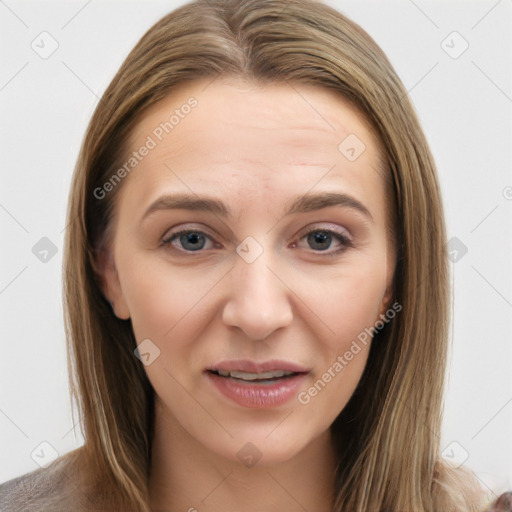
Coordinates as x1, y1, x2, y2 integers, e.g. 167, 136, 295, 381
222, 254, 293, 341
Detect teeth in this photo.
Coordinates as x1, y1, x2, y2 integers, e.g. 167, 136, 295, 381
217, 370, 294, 380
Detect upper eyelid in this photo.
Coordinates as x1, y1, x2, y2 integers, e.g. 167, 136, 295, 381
301, 223, 352, 239
162, 224, 216, 240
162, 223, 350, 237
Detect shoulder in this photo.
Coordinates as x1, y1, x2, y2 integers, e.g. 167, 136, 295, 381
489, 492, 512, 511
433, 458, 511, 512
0, 448, 105, 512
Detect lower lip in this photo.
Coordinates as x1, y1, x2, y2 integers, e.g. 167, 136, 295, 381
206, 372, 308, 409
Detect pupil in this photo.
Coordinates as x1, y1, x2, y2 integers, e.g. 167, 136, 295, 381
308, 231, 331, 250
180, 232, 205, 251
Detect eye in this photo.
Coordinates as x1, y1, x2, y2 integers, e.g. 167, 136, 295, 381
161, 225, 352, 255
295, 226, 353, 255
161, 228, 216, 252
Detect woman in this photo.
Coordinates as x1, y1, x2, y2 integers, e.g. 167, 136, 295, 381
0, 0, 509, 510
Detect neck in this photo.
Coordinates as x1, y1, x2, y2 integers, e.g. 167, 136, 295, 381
149, 402, 336, 512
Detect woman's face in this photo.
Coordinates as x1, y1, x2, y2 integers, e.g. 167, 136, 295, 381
101, 77, 395, 465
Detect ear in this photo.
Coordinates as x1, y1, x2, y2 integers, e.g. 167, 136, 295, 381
94, 243, 131, 320
377, 280, 394, 318
376, 253, 397, 321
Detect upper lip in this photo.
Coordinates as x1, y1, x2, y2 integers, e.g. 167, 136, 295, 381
207, 359, 310, 374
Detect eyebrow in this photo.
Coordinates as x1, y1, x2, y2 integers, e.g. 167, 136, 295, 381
141, 191, 373, 223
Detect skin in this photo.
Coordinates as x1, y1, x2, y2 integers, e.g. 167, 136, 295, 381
100, 76, 396, 512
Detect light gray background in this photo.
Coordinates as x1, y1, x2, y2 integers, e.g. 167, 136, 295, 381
1, 0, 511, 498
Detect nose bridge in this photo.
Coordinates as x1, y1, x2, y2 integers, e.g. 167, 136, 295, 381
222, 244, 293, 340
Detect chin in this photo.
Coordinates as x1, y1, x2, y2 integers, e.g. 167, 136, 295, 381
199, 423, 321, 468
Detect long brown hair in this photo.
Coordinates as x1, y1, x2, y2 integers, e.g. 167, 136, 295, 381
62, 0, 486, 509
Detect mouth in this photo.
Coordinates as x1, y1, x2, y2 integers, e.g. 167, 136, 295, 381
207, 368, 301, 383
205, 360, 310, 408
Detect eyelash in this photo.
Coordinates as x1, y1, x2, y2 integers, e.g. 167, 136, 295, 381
161, 226, 353, 257
299, 227, 353, 256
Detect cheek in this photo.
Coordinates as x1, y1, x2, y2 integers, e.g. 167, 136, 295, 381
118, 254, 227, 343
296, 268, 384, 422
298, 346, 370, 424
291, 257, 388, 342
292, 254, 387, 391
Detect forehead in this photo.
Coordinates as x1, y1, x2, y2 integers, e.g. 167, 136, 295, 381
119, 77, 386, 220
